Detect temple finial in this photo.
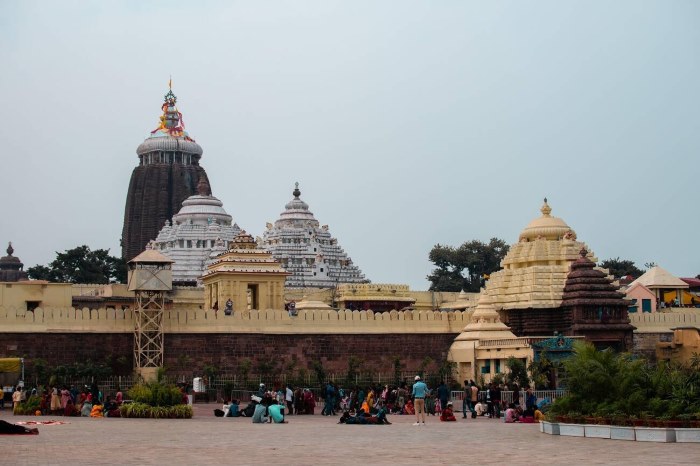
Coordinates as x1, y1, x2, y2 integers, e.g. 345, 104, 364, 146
293, 182, 301, 198
197, 177, 211, 196
541, 198, 552, 216
6, 242, 13, 256
169, 75, 172, 90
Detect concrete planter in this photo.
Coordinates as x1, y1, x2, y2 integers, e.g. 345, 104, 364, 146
584, 424, 611, 439
541, 421, 559, 435
634, 427, 676, 443
558, 423, 585, 437
610, 426, 636, 441
675, 428, 700, 443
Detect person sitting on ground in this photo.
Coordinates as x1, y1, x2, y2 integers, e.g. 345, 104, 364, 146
81, 400, 93, 417
534, 407, 546, 422
403, 398, 415, 415
374, 401, 391, 424
338, 409, 391, 425
267, 402, 286, 423
519, 407, 535, 423
504, 403, 519, 423
103, 397, 120, 417
252, 403, 269, 423
474, 401, 487, 416
440, 401, 457, 422
239, 399, 258, 417
227, 399, 240, 417
63, 398, 78, 417
361, 399, 371, 416
0, 419, 39, 435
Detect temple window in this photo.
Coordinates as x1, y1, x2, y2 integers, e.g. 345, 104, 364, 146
187, 240, 192, 248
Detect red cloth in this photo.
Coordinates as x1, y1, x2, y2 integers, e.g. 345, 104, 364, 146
440, 407, 456, 422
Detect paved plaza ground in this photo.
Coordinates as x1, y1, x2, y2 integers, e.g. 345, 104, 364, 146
2, 404, 699, 466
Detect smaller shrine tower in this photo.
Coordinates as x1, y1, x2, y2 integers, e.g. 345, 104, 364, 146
561, 248, 635, 351
0, 242, 28, 282
202, 231, 288, 312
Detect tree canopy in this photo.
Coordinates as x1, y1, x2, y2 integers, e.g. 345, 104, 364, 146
426, 238, 509, 292
599, 257, 644, 279
27, 245, 126, 284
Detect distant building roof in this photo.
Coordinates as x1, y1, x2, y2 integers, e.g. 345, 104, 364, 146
681, 277, 700, 288
129, 248, 175, 264
629, 266, 688, 289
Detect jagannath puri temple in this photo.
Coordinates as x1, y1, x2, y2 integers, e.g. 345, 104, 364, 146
261, 183, 369, 288
121, 84, 210, 261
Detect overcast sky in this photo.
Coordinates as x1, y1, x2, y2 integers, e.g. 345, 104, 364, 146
1, 1, 698, 289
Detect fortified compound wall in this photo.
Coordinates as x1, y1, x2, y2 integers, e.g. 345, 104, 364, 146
0, 307, 469, 374
1, 308, 695, 374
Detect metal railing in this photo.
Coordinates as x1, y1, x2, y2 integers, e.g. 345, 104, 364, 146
450, 389, 567, 405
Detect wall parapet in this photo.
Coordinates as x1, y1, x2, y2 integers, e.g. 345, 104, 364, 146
629, 312, 699, 332
0, 306, 470, 335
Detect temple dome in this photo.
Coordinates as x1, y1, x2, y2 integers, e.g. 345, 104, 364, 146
486, 199, 594, 310
136, 136, 203, 157
151, 176, 241, 285
519, 199, 576, 242
277, 183, 317, 226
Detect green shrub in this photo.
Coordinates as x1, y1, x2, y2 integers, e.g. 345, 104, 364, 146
128, 384, 152, 404
119, 402, 192, 419
18, 395, 42, 415
551, 342, 700, 419
128, 382, 183, 407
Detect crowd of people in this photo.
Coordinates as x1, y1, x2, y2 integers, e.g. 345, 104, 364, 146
8, 383, 123, 418
214, 377, 546, 426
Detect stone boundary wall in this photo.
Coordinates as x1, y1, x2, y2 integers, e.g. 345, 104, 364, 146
0, 332, 458, 374
629, 312, 699, 332
0, 306, 470, 335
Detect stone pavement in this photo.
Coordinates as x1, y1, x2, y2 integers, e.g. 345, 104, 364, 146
1, 404, 698, 466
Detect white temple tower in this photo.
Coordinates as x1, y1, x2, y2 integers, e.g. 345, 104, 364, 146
261, 183, 369, 288
152, 178, 241, 285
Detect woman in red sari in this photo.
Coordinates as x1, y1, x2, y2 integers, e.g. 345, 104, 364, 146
303, 389, 316, 415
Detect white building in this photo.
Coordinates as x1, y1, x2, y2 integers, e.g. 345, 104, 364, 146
261, 183, 369, 288
152, 179, 241, 285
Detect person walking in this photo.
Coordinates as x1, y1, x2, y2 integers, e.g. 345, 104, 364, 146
412, 375, 428, 425
285, 384, 294, 415
462, 380, 471, 419
437, 381, 450, 416
12, 387, 22, 415
470, 381, 479, 418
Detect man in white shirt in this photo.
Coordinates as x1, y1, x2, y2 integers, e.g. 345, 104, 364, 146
285, 385, 294, 415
